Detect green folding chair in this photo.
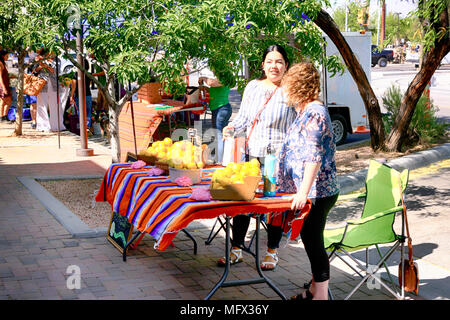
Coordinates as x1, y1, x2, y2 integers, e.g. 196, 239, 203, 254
324, 159, 410, 300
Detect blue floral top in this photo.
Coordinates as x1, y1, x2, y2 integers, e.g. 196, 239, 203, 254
277, 102, 339, 199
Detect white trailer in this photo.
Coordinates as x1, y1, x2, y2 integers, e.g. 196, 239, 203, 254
322, 32, 371, 145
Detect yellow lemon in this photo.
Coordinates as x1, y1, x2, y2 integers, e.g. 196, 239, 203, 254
222, 167, 233, 177
230, 174, 241, 182
187, 162, 197, 170
241, 166, 251, 176
163, 137, 173, 146
212, 182, 224, 189
218, 177, 231, 186
226, 162, 236, 169
249, 168, 261, 176
196, 162, 204, 169
249, 158, 260, 167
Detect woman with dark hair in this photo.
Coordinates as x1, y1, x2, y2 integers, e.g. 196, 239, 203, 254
279, 62, 339, 300
217, 44, 297, 270
0, 50, 13, 122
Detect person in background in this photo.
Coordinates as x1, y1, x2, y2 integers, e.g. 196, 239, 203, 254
34, 49, 63, 132
0, 50, 13, 122
26, 51, 39, 129
278, 62, 339, 300
91, 54, 108, 113
198, 69, 232, 165
25, 94, 38, 129
218, 45, 296, 270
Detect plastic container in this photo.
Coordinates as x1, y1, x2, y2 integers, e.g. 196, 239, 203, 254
263, 145, 277, 197
169, 167, 202, 184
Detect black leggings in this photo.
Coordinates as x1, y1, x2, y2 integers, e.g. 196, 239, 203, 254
300, 193, 339, 283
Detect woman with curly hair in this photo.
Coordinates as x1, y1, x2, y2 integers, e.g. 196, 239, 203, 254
278, 62, 339, 300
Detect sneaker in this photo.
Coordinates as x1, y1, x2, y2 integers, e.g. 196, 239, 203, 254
31, 123, 36, 129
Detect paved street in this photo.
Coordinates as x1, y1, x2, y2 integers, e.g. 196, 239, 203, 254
371, 63, 450, 121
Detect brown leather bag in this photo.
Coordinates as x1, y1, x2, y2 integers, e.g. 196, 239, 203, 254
397, 179, 419, 295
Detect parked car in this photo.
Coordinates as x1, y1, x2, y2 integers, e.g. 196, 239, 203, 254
371, 45, 394, 67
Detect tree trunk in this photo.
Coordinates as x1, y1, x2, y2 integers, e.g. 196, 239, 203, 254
314, 9, 386, 151
386, 7, 450, 151
107, 80, 121, 163
13, 49, 26, 136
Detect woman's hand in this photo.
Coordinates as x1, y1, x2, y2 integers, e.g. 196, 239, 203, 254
222, 125, 234, 139
290, 192, 308, 211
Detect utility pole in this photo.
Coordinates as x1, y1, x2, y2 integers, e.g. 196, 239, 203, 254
75, 21, 93, 157
380, 0, 386, 44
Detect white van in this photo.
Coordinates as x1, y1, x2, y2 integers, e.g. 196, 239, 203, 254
322, 32, 371, 145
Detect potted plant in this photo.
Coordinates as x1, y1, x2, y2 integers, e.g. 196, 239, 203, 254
138, 71, 161, 104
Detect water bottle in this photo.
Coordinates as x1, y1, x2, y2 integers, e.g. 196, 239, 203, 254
263, 144, 277, 197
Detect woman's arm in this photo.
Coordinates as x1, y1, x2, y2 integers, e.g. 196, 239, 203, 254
42, 62, 55, 74
203, 77, 222, 87
70, 79, 76, 103
92, 70, 105, 77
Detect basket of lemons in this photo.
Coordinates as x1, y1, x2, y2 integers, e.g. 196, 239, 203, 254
210, 159, 262, 201
167, 140, 205, 184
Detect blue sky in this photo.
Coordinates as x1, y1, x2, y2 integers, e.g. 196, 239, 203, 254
326, 0, 418, 18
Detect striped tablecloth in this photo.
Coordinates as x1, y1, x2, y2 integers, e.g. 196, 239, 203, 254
96, 163, 295, 251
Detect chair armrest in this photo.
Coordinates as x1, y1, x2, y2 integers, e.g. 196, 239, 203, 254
347, 205, 404, 225
337, 192, 366, 202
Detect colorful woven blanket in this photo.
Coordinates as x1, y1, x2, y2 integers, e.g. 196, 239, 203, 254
96, 163, 300, 251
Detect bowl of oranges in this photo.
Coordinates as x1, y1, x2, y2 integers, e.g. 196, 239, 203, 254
210, 159, 262, 201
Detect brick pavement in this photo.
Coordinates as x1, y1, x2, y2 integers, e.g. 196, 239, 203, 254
0, 121, 413, 300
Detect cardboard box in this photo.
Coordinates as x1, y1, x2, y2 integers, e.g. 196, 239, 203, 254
210, 175, 262, 201
169, 167, 202, 184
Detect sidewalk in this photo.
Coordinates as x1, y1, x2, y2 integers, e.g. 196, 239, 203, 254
0, 119, 449, 300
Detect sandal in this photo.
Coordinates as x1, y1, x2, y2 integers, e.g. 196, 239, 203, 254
260, 251, 279, 271
217, 248, 243, 267
290, 289, 313, 301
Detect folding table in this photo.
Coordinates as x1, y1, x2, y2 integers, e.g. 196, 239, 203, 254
95, 163, 295, 300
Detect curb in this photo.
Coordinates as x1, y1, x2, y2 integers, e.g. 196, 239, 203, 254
18, 175, 108, 238
338, 142, 450, 195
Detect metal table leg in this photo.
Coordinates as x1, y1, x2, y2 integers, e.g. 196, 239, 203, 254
123, 231, 142, 262
181, 229, 198, 255
122, 228, 197, 262
205, 216, 230, 245
205, 215, 286, 300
